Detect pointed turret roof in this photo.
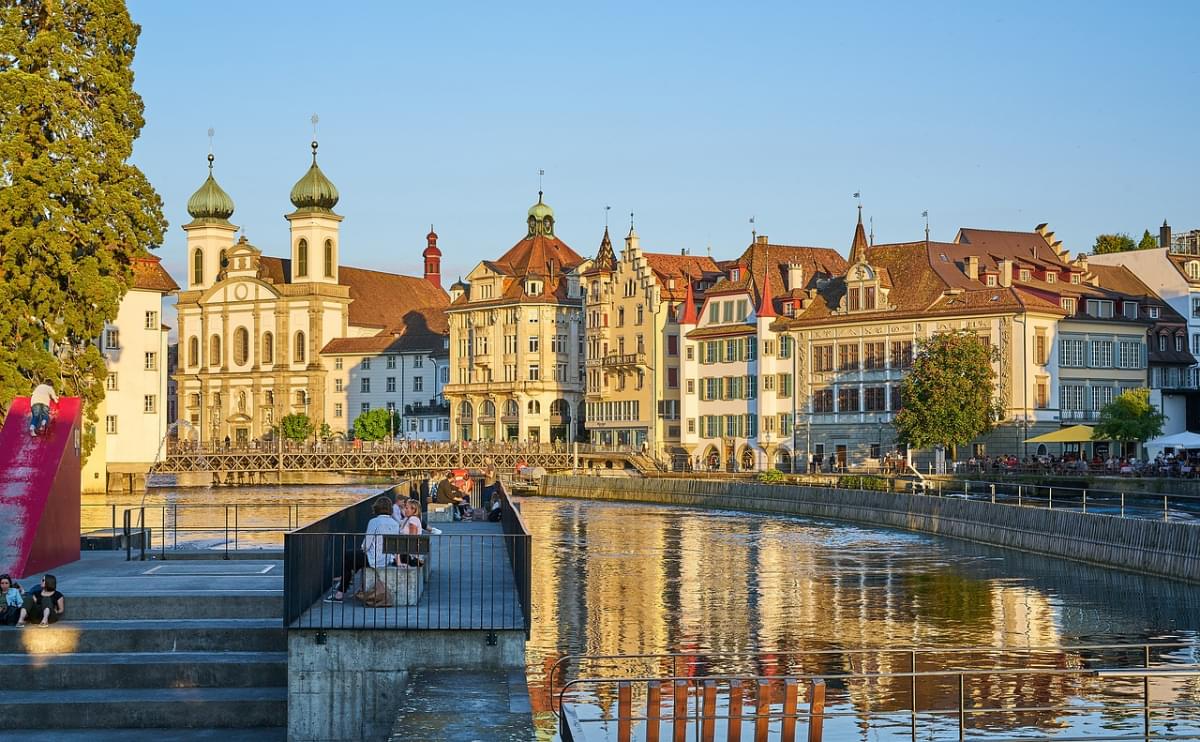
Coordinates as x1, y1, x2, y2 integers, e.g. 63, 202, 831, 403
591, 226, 617, 273
850, 206, 869, 264
679, 272, 698, 325
756, 254, 777, 317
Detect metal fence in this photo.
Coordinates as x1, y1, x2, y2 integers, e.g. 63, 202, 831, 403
553, 643, 1200, 742
114, 503, 324, 559
282, 484, 531, 634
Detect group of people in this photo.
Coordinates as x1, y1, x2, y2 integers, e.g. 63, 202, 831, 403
1, 573, 64, 627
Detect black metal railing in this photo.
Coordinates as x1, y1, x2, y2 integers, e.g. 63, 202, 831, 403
282, 483, 532, 635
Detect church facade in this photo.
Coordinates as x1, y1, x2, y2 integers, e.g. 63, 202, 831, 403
173, 143, 449, 444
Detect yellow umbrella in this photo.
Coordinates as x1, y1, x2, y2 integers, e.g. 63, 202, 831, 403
1025, 425, 1096, 444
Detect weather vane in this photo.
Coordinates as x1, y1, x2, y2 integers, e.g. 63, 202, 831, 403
605, 205, 611, 227
538, 169, 544, 194
750, 215, 756, 241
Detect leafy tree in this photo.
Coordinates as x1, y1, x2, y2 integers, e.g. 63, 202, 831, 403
1092, 388, 1164, 448
279, 413, 313, 442
894, 331, 1002, 452
353, 408, 402, 441
1092, 233, 1137, 254
318, 422, 333, 441
1137, 230, 1158, 251
0, 1, 166, 458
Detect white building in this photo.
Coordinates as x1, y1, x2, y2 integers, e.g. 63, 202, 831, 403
83, 254, 179, 492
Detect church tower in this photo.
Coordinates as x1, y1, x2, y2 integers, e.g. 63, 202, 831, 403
286, 140, 342, 284
423, 227, 442, 288
182, 154, 237, 291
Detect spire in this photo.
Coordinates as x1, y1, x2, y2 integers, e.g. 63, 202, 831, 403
679, 271, 699, 325
850, 207, 869, 265
756, 259, 777, 318
594, 226, 617, 272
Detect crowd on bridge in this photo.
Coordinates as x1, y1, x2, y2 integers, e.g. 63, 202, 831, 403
169, 437, 572, 456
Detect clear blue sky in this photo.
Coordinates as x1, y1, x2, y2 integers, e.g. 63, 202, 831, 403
128, 0, 1200, 297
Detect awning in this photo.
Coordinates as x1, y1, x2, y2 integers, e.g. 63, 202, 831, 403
1145, 431, 1200, 450
1025, 425, 1096, 444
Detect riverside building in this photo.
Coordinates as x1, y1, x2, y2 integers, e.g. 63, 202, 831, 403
443, 193, 588, 444
173, 144, 450, 444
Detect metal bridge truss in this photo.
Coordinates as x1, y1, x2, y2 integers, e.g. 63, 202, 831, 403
150, 450, 573, 475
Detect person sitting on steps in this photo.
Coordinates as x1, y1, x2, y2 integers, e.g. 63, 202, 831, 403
0, 574, 23, 626
18, 574, 64, 627
29, 381, 58, 437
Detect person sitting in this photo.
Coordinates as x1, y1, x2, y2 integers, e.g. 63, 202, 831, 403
19, 574, 64, 627
396, 498, 425, 568
326, 497, 399, 603
29, 381, 58, 437
0, 574, 22, 626
487, 486, 504, 522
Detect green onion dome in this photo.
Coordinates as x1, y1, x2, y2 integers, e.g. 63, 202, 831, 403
289, 141, 339, 212
186, 154, 235, 223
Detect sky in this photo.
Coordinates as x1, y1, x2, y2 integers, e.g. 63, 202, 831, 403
127, 0, 1200, 305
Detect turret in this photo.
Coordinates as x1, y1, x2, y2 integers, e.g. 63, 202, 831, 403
423, 227, 442, 288
182, 153, 237, 291
285, 140, 342, 284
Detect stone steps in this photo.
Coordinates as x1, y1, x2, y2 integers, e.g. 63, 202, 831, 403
0, 650, 287, 690
0, 729, 286, 742
68, 592, 283, 620
0, 686, 286, 729
0, 618, 285, 653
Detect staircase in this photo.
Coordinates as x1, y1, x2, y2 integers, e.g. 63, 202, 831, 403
0, 588, 287, 740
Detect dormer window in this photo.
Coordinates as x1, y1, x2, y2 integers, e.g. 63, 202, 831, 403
1045, 272, 1057, 284
1177, 335, 1185, 352
1061, 297, 1077, 314
985, 275, 997, 287
1159, 334, 1168, 352
1188, 262, 1200, 281
1070, 273, 1082, 284
1123, 301, 1138, 319
1019, 269, 1031, 282
1150, 307, 1160, 319
730, 268, 740, 281
526, 280, 543, 295
783, 302, 795, 316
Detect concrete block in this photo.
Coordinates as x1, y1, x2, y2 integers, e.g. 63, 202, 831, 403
426, 504, 452, 522
363, 565, 424, 605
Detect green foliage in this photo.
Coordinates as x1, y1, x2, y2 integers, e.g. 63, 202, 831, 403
279, 414, 313, 442
1092, 387, 1165, 444
318, 422, 333, 441
1092, 233, 1137, 254
758, 468, 787, 484
840, 475, 890, 491
352, 408, 402, 441
894, 331, 1002, 451
1137, 230, 1159, 251
0, 1, 166, 458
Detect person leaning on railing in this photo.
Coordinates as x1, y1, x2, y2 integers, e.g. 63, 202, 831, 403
325, 497, 399, 603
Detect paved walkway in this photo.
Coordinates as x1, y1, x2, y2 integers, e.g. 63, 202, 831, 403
31, 550, 283, 599
389, 668, 534, 742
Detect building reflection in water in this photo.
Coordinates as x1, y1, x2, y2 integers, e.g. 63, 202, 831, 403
522, 497, 1200, 739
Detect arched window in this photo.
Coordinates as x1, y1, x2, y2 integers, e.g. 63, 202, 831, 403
550, 399, 569, 418
262, 332, 274, 365
219, 249, 228, 270
294, 331, 306, 363
192, 249, 204, 285
503, 399, 519, 417
188, 336, 199, 367
190, 393, 200, 408
297, 239, 308, 278
480, 400, 496, 418
296, 390, 307, 406
527, 400, 541, 415
209, 335, 221, 366
458, 401, 473, 419
324, 239, 334, 278
233, 327, 249, 366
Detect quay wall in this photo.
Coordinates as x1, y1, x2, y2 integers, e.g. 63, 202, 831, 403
539, 476, 1200, 584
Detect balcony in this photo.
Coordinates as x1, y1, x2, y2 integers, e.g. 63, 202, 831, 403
599, 352, 647, 369
405, 401, 450, 417
1060, 409, 1100, 422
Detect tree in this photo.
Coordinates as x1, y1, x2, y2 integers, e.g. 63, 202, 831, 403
1138, 230, 1158, 251
1092, 388, 1164, 449
894, 331, 1002, 454
0, 2, 166, 458
318, 422, 333, 441
353, 408, 402, 441
1092, 233, 1137, 254
279, 413, 314, 442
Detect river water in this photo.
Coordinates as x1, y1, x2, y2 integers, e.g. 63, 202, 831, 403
98, 486, 1200, 740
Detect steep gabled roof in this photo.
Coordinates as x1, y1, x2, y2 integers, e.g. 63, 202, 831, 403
706, 241, 848, 313
131, 254, 179, 293
642, 252, 722, 300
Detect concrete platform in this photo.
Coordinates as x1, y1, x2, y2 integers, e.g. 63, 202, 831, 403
23, 550, 284, 599
389, 668, 535, 742
291, 519, 525, 630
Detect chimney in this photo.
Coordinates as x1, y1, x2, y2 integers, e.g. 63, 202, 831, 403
1161, 220, 1172, 249
965, 255, 979, 281
998, 258, 1013, 287
1076, 253, 1089, 272
755, 235, 768, 245
786, 262, 804, 291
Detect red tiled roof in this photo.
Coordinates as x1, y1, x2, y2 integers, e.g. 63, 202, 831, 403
705, 241, 848, 313
643, 253, 722, 300
131, 255, 179, 293
491, 233, 584, 277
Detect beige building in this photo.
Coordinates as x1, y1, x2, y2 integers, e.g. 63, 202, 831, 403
581, 225, 721, 460
443, 193, 588, 444
174, 146, 448, 444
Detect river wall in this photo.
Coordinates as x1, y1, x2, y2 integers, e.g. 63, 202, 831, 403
539, 475, 1200, 584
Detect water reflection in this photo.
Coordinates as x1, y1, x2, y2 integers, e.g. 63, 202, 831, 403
521, 497, 1200, 740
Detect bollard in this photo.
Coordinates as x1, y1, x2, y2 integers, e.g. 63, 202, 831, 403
1121, 492, 1125, 517
1165, 495, 1170, 522
1048, 487, 1053, 510
1082, 489, 1087, 513
1017, 485, 1022, 506
990, 484, 995, 504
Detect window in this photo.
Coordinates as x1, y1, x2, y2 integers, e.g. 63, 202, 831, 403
813, 345, 834, 372
528, 364, 540, 381
864, 341, 885, 370
1149, 307, 1160, 319
667, 368, 678, 388
1045, 272, 1057, 284
105, 328, 120, 350
777, 373, 793, 398
1071, 273, 1081, 285
528, 400, 541, 414
1193, 298, 1200, 318
335, 378, 343, 392
667, 335, 678, 356
687, 418, 696, 434
1060, 339, 1085, 367
106, 373, 118, 391
188, 337, 199, 367
890, 385, 902, 410
262, 332, 274, 365
1159, 334, 1168, 352
686, 345, 694, 361
233, 327, 249, 366
358, 357, 370, 371
334, 357, 343, 370
985, 275, 997, 287
686, 378, 695, 395
1178, 335, 1185, 352
1035, 332, 1047, 365
192, 249, 204, 285
864, 386, 886, 411
144, 310, 158, 330
334, 403, 343, 418
386, 377, 396, 393
382, 355, 394, 370
413, 356, 422, 368
763, 374, 775, 391
763, 339, 776, 356
1123, 302, 1138, 319
1188, 262, 1200, 281
105, 415, 117, 435
812, 388, 834, 413
361, 403, 370, 415
1092, 386, 1114, 411
529, 336, 539, 353
708, 302, 719, 324
1062, 298, 1077, 314
324, 239, 334, 278
294, 332, 306, 363
413, 377, 424, 392
1019, 269, 1031, 282
144, 351, 158, 371
358, 378, 370, 393
1060, 384, 1086, 411
617, 308, 625, 327
890, 340, 913, 369
297, 239, 308, 277
779, 335, 793, 359
839, 344, 859, 371
1089, 340, 1113, 368
722, 301, 734, 323
1036, 381, 1048, 409
1086, 299, 1114, 318
143, 395, 156, 414
637, 304, 644, 324
735, 299, 748, 319
838, 387, 860, 412
1118, 341, 1141, 369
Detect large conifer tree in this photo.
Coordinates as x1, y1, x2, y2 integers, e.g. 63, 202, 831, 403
0, 0, 166, 455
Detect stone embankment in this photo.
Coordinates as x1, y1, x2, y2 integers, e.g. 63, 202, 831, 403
540, 476, 1200, 583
